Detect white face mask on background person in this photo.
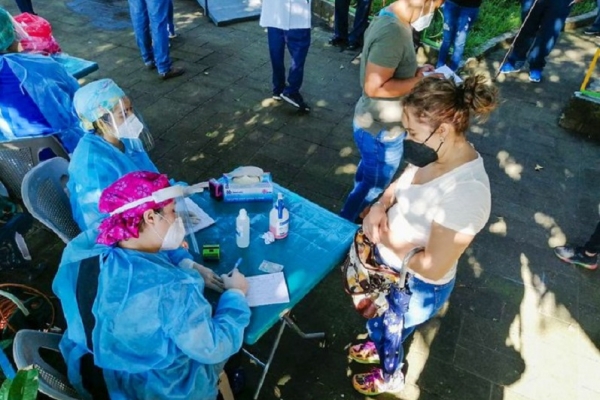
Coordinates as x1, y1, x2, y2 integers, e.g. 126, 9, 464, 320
153, 215, 186, 250
411, 5, 435, 32
117, 114, 144, 139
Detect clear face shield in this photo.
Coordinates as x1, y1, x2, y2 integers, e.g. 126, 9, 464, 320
95, 97, 155, 153
108, 183, 209, 255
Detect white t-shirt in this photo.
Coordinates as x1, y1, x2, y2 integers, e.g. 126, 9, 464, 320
377, 155, 491, 285
259, 0, 312, 30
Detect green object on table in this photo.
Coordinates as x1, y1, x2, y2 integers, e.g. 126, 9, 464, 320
191, 183, 357, 345
202, 244, 220, 260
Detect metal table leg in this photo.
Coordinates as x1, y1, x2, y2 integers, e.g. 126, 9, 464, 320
243, 311, 326, 400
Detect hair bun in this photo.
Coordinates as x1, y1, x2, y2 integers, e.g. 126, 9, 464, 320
460, 75, 498, 116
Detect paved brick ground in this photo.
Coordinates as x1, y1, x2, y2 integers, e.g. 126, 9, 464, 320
3, 0, 600, 399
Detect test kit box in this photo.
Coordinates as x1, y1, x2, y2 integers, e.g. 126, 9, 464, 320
210, 169, 273, 202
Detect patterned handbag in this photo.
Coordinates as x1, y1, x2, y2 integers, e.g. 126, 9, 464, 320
341, 229, 406, 319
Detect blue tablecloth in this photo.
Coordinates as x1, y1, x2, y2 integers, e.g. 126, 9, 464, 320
51, 54, 98, 79
191, 184, 357, 345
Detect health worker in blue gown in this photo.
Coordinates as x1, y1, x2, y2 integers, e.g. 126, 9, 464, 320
54, 171, 251, 400
67, 78, 224, 291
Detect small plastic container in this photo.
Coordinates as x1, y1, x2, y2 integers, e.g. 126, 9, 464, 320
236, 208, 250, 248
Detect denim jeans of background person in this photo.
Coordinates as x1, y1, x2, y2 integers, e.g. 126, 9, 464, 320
15, 0, 35, 14
554, 220, 600, 270
340, 0, 445, 223
436, 0, 481, 71
499, 0, 573, 83
260, 0, 312, 112
329, 0, 373, 50
167, 0, 176, 38
584, 0, 600, 36
128, 0, 184, 79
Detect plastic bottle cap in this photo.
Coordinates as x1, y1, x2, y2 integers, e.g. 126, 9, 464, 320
239, 209, 247, 217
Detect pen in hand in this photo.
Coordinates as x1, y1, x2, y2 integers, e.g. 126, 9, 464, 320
228, 257, 243, 276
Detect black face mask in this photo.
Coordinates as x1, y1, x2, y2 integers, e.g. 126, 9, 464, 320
403, 131, 442, 168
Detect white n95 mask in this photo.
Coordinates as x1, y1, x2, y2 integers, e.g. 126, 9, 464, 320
411, 9, 434, 32
156, 216, 186, 250
117, 114, 144, 139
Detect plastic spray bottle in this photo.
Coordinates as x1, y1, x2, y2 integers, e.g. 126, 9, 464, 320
269, 193, 289, 239
236, 209, 250, 248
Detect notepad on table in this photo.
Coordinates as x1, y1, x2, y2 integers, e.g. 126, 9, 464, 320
245, 272, 290, 307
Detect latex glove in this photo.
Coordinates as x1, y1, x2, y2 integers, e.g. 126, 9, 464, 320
221, 268, 249, 296
194, 263, 224, 293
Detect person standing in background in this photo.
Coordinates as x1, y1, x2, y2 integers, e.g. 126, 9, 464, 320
339, 0, 444, 223
436, 0, 482, 71
127, 0, 184, 79
329, 0, 373, 51
499, 0, 582, 83
260, 0, 312, 112
583, 0, 600, 36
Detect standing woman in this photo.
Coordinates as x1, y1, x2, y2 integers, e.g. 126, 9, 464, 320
348, 75, 497, 395
436, 0, 482, 71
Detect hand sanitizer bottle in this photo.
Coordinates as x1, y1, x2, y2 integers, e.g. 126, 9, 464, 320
236, 209, 250, 248
269, 193, 289, 239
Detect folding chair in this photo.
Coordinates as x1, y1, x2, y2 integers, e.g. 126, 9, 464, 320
21, 157, 80, 243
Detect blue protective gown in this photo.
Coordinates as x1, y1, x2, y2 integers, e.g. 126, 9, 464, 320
67, 132, 193, 267
54, 230, 251, 400
0, 53, 84, 152
68, 133, 158, 232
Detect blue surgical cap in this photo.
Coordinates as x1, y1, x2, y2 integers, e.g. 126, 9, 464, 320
0, 7, 16, 52
73, 79, 126, 127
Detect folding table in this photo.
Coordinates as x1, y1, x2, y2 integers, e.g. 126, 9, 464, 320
192, 184, 356, 399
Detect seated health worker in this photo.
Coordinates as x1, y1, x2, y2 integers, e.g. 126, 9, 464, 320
0, 7, 83, 152
54, 171, 251, 400
68, 78, 223, 292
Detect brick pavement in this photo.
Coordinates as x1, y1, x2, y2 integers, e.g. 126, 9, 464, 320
3, 0, 600, 398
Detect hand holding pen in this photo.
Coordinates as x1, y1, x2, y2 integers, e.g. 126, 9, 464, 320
221, 258, 248, 295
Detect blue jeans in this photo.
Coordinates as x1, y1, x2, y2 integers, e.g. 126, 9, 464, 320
367, 275, 456, 377
340, 126, 404, 222
508, 0, 572, 71
15, 0, 34, 14
167, 0, 175, 36
436, 0, 479, 71
591, 0, 600, 31
128, 0, 171, 74
333, 0, 373, 45
267, 28, 311, 96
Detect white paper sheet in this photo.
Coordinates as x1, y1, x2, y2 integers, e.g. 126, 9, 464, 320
245, 272, 290, 307
423, 65, 463, 84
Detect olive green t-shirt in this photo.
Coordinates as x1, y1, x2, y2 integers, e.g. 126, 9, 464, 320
354, 14, 417, 135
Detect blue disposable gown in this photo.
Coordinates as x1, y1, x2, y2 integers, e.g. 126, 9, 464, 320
54, 231, 251, 400
0, 53, 84, 152
68, 133, 193, 266
68, 133, 158, 232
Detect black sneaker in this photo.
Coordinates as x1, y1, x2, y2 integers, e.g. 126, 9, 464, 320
346, 42, 362, 51
281, 92, 310, 112
554, 245, 598, 270
583, 28, 600, 36
328, 37, 347, 47
272, 92, 282, 101
159, 67, 185, 80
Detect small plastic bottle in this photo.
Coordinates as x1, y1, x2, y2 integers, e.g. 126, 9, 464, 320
269, 193, 289, 239
236, 209, 250, 248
